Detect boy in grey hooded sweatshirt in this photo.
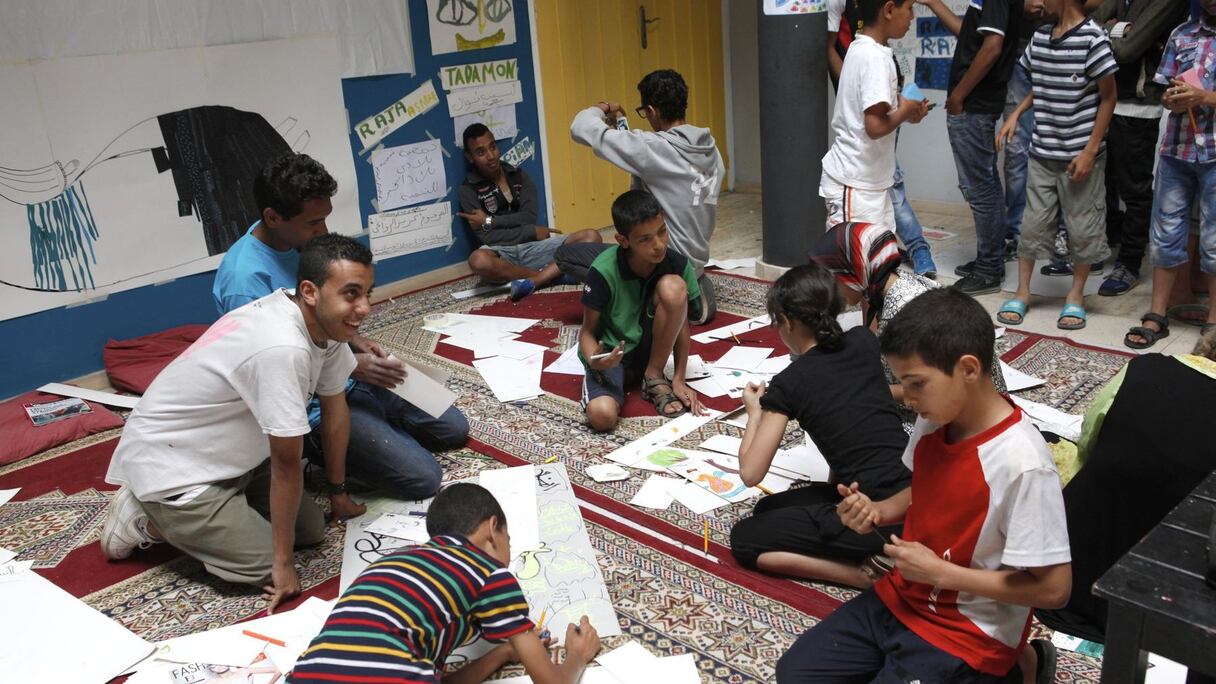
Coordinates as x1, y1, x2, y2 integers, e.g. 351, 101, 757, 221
564, 69, 725, 324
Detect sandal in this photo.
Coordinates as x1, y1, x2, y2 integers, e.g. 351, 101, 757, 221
1124, 312, 1170, 350
1168, 303, 1209, 327
642, 376, 687, 418
1057, 303, 1087, 331
996, 299, 1028, 326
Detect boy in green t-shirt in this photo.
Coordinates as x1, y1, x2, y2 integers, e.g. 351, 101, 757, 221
578, 190, 704, 431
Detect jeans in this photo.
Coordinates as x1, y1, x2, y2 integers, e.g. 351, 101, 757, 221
1002, 63, 1033, 242
1105, 114, 1160, 272
1150, 155, 1216, 274
948, 111, 1007, 279
306, 381, 469, 499
891, 163, 929, 254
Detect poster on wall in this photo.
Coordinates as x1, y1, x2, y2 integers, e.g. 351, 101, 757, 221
371, 139, 447, 211
453, 105, 518, 146
368, 203, 454, 261
890, 0, 968, 91
763, 0, 826, 14
426, 0, 517, 55
0, 36, 359, 322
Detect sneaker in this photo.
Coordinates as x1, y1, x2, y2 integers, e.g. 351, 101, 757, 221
952, 273, 1003, 295
1003, 239, 1019, 262
1040, 259, 1073, 277
910, 246, 937, 279
100, 486, 158, 560
954, 260, 977, 277
508, 278, 536, 302
1099, 263, 1138, 296
690, 272, 717, 325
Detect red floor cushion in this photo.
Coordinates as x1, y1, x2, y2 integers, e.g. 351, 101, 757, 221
0, 390, 124, 465
103, 324, 208, 394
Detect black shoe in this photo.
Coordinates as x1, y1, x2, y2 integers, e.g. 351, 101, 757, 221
952, 273, 1003, 295
1003, 239, 1019, 262
1040, 260, 1073, 277
954, 260, 977, 277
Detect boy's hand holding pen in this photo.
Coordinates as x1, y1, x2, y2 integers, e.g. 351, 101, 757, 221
587, 341, 625, 371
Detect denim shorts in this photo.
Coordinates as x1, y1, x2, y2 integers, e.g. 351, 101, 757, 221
479, 234, 564, 271
1150, 155, 1216, 274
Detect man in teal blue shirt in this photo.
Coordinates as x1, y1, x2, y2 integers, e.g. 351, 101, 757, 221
213, 154, 467, 500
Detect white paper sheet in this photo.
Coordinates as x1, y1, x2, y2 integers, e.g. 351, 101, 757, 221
717, 406, 749, 430
386, 356, 455, 419
585, 463, 631, 483
837, 309, 865, 332
698, 452, 795, 494
0, 548, 16, 565
629, 475, 680, 510
596, 641, 660, 681
446, 81, 524, 117
544, 345, 586, 376
667, 460, 758, 503
771, 433, 833, 482
670, 480, 732, 514
999, 360, 1047, 392
453, 105, 518, 146
473, 353, 544, 403
340, 497, 431, 592
368, 203, 453, 261
364, 512, 430, 543
712, 346, 774, 372
428, 6, 518, 57
1012, 397, 1083, 442
480, 465, 540, 558
664, 353, 711, 380
37, 383, 139, 409
698, 434, 742, 456
688, 376, 729, 398
705, 257, 757, 270
451, 283, 510, 300
0, 488, 18, 507
424, 313, 540, 336
0, 569, 154, 681
491, 667, 624, 684
691, 315, 769, 344
755, 354, 792, 375
354, 79, 440, 151
371, 139, 446, 211
0, 559, 34, 580
602, 411, 719, 467
443, 335, 547, 360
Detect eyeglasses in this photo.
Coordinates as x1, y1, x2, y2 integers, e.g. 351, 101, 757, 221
634, 105, 649, 118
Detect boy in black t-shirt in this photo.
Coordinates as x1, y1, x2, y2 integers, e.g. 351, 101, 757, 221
919, 0, 1040, 295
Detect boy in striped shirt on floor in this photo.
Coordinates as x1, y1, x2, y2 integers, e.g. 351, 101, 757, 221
995, 0, 1118, 331
289, 483, 602, 684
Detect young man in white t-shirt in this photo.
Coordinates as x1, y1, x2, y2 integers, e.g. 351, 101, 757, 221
777, 288, 1070, 682
101, 234, 374, 613
821, 0, 929, 233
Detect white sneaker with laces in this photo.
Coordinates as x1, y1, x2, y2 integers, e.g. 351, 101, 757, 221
100, 486, 158, 560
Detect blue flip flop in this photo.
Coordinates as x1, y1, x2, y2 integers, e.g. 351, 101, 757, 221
1057, 303, 1087, 330
997, 299, 1028, 326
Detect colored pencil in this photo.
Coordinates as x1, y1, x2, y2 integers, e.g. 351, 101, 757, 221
243, 629, 287, 648
703, 520, 709, 554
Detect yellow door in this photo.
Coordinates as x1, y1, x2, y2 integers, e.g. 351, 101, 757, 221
535, 0, 729, 231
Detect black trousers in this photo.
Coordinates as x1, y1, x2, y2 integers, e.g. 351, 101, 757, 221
729, 483, 899, 568
1105, 114, 1159, 272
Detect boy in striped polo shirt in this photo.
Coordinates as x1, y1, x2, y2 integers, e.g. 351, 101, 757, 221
995, 0, 1118, 331
289, 483, 602, 684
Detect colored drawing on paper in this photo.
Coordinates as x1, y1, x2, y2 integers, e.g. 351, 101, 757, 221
645, 448, 691, 469
428, 0, 517, 56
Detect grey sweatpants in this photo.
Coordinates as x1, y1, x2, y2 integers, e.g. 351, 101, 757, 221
140, 459, 326, 585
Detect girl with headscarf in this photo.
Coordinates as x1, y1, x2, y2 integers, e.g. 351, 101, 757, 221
810, 222, 1007, 431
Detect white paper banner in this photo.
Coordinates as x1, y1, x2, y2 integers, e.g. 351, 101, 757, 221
371, 139, 447, 210
440, 58, 520, 90
367, 203, 453, 261
354, 80, 441, 151
453, 105, 518, 147
446, 81, 524, 118
427, 0, 517, 56
501, 136, 535, 167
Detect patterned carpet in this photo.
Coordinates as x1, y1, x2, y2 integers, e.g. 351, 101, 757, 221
0, 271, 1129, 682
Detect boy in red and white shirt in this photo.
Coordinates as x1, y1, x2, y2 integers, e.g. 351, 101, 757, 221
776, 287, 1071, 682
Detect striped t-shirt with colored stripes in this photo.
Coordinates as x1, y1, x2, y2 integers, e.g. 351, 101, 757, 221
1019, 18, 1118, 161
289, 535, 534, 683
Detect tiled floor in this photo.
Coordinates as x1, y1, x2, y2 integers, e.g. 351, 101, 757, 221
710, 191, 1205, 356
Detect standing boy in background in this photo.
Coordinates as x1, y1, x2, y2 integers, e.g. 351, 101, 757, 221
827, 0, 939, 278
568, 69, 725, 324
821, 0, 930, 239
917, 0, 1039, 295
996, 0, 1118, 330
457, 123, 602, 302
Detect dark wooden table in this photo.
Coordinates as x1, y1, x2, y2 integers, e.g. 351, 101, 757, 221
1094, 470, 1216, 683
